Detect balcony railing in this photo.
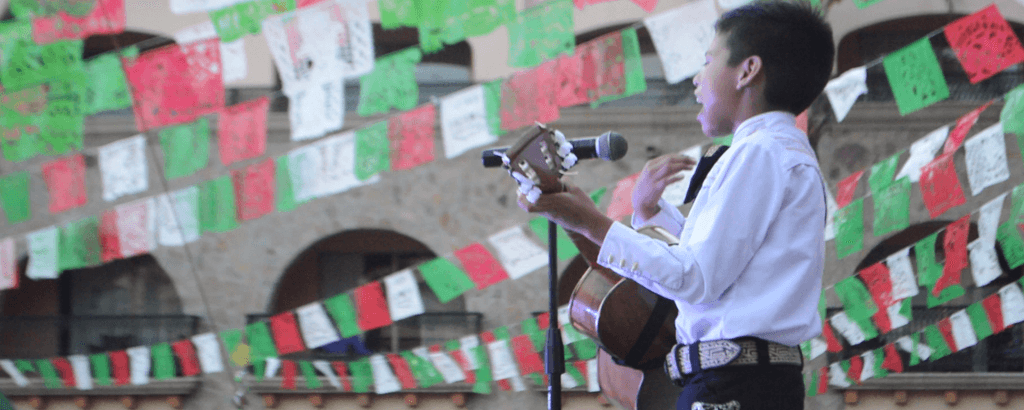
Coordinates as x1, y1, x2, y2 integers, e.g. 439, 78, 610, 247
0, 315, 201, 359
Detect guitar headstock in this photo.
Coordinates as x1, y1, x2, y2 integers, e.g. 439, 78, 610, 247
497, 123, 578, 202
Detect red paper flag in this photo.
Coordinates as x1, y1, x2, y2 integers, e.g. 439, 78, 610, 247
354, 282, 393, 331
500, 65, 559, 131
31, 0, 126, 44
511, 334, 544, 375
231, 158, 275, 221
835, 170, 865, 208
388, 104, 436, 171
536, 312, 551, 330
553, 55, 588, 107
99, 209, 122, 262
578, 31, 626, 104
817, 366, 828, 394
859, 262, 895, 307
218, 96, 269, 166
281, 360, 297, 390
269, 312, 306, 355
447, 348, 476, 384
110, 350, 130, 386
573, 360, 589, 381
454, 243, 511, 290
943, 4, 1024, 84
882, 343, 904, 373
386, 353, 418, 389
937, 317, 959, 352
573, 0, 657, 13
846, 356, 864, 385
982, 293, 1006, 333
823, 321, 843, 352
171, 340, 202, 377
43, 155, 87, 213
944, 100, 993, 154
606, 173, 641, 222
123, 39, 225, 131
51, 357, 76, 388
919, 154, 966, 218
331, 361, 352, 391
936, 215, 970, 296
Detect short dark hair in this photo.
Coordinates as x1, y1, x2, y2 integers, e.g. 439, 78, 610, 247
715, 0, 835, 115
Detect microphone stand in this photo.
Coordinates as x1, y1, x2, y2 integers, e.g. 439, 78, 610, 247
545, 220, 564, 410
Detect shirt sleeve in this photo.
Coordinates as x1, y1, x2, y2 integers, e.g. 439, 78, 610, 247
630, 198, 684, 235
597, 142, 786, 305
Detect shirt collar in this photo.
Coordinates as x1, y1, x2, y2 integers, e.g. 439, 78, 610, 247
731, 111, 797, 145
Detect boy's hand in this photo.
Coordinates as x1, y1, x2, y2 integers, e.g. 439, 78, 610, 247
517, 184, 613, 245
632, 154, 697, 221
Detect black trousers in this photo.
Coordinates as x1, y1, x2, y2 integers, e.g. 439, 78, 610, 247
674, 364, 804, 410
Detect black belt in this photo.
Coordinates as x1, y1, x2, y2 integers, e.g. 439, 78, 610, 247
664, 338, 803, 383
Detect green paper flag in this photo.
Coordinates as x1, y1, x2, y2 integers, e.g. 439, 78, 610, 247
565, 361, 585, 384
1011, 183, 1024, 225
354, 121, 391, 181
159, 118, 210, 180
573, 339, 598, 360
854, 0, 885, 9
589, 187, 608, 206
348, 358, 373, 393
712, 134, 733, 146
2, 39, 84, 91
868, 152, 901, 193
966, 302, 995, 341
493, 326, 511, 341
916, 231, 965, 307
908, 334, 921, 366
14, 360, 34, 373
357, 48, 422, 116
418, 257, 475, 303
379, 0, 422, 29
322, 292, 361, 338
1001, 83, 1024, 136
521, 317, 545, 352
806, 369, 819, 397
528, 217, 579, 261
483, 79, 505, 137
151, 342, 176, 380
59, 216, 101, 270
922, 324, 952, 361
997, 222, 1024, 269
834, 276, 879, 322
417, 0, 515, 53
872, 177, 911, 237
471, 345, 492, 394
592, 28, 648, 108
210, 0, 295, 42
274, 155, 304, 212
0, 171, 31, 224
199, 175, 239, 233
245, 322, 279, 380
298, 361, 322, 389
401, 350, 444, 388
834, 198, 865, 259
90, 353, 111, 386
36, 359, 61, 389
219, 329, 245, 365
882, 37, 949, 116
83, 53, 133, 115
507, 0, 574, 68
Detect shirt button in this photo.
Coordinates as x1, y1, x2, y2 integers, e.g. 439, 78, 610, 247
607, 255, 615, 264
619, 259, 627, 268
631, 262, 639, 271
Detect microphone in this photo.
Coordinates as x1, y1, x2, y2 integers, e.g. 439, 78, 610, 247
481, 131, 628, 168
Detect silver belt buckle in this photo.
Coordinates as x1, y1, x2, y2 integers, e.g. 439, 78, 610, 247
699, 340, 742, 370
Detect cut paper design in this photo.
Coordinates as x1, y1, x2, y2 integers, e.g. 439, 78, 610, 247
918, 154, 966, 218
388, 103, 436, 171
31, 0, 125, 44
507, 0, 574, 68
500, 64, 559, 131
440, 85, 498, 159
98, 135, 148, 202
943, 5, 1024, 84
882, 38, 949, 116
123, 39, 224, 131
159, 117, 211, 179
454, 243, 511, 290
824, 66, 868, 122
357, 48, 422, 116
231, 158, 275, 221
487, 226, 549, 280
218, 96, 269, 166
643, 0, 717, 84
43, 154, 87, 213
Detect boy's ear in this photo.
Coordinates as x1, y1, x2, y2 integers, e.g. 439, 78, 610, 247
735, 55, 764, 90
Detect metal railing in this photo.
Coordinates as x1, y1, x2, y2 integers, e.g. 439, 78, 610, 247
0, 315, 201, 359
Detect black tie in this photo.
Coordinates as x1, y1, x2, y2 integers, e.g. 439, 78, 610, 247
684, 144, 729, 204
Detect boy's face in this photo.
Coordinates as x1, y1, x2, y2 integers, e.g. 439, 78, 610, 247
693, 32, 743, 138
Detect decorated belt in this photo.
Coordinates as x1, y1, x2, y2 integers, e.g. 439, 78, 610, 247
664, 338, 803, 382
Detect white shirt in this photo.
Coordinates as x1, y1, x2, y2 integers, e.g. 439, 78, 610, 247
597, 111, 826, 346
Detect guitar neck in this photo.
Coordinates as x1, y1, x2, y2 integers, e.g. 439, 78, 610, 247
563, 228, 602, 269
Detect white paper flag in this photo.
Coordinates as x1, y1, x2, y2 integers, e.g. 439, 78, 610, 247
561, 372, 579, 389
429, 350, 466, 384
487, 226, 548, 280
949, 309, 978, 350
441, 85, 498, 159
263, 2, 346, 93
968, 239, 1002, 287
312, 360, 342, 389
296, 302, 342, 349
369, 354, 402, 394
127, 346, 151, 386
807, 337, 827, 360
383, 269, 425, 321
587, 359, 600, 392
896, 126, 949, 183
191, 333, 225, 374
26, 227, 59, 280
824, 66, 868, 122
859, 350, 875, 381
335, 0, 375, 78
558, 305, 588, 344
287, 144, 325, 202
99, 135, 148, 202
170, 0, 243, 14
896, 335, 932, 361
824, 185, 838, 241
220, 39, 248, 84
285, 79, 344, 141
965, 122, 1010, 196
644, 0, 717, 84
0, 237, 16, 290
487, 339, 519, 380
116, 198, 157, 258
173, 21, 217, 44
661, 145, 703, 207
155, 186, 201, 247
829, 311, 866, 346
460, 335, 481, 370
0, 359, 28, 387
886, 301, 911, 330
510, 374, 527, 392
978, 193, 1007, 246
314, 131, 379, 198
827, 362, 850, 387
69, 355, 93, 390
999, 283, 1024, 327
264, 357, 281, 378
885, 248, 919, 301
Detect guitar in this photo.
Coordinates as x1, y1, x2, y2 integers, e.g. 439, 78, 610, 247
500, 123, 682, 410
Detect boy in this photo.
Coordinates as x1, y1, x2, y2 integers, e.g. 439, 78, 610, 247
518, 1, 834, 409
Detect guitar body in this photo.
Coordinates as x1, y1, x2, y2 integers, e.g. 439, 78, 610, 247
598, 349, 682, 410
